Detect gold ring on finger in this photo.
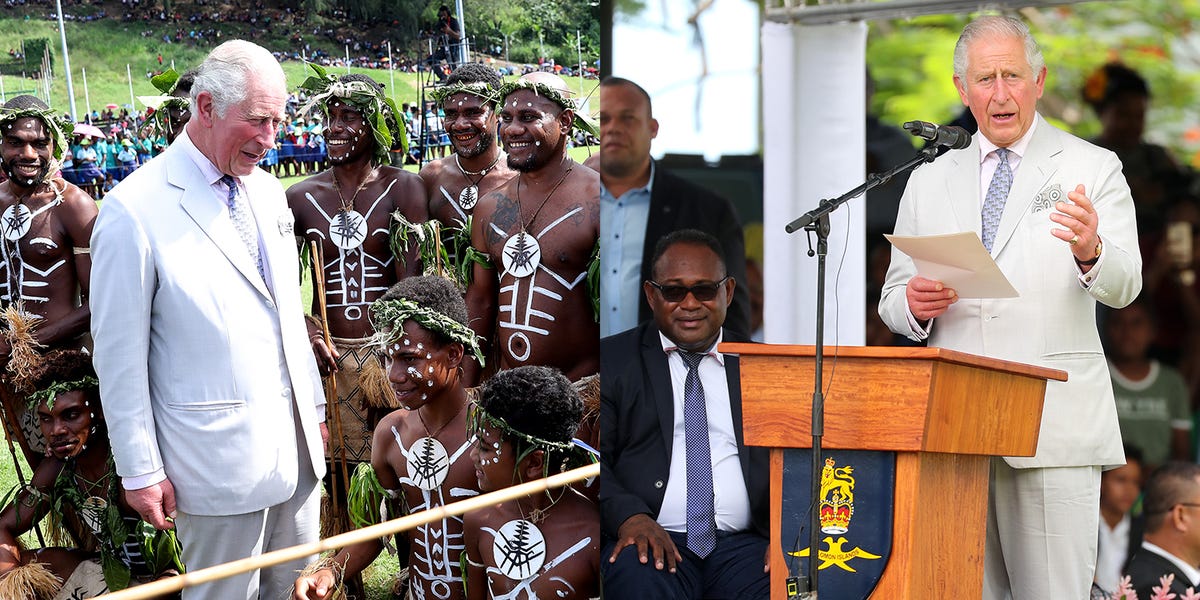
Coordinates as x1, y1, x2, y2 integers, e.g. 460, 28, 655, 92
1069, 235, 1079, 245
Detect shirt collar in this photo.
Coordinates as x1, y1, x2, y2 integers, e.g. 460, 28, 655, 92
1143, 540, 1200, 586
978, 113, 1039, 163
659, 329, 726, 367
176, 128, 234, 188
600, 160, 655, 200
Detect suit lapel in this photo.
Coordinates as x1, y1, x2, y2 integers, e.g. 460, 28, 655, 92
641, 325, 676, 457
245, 173, 288, 303
991, 115, 1061, 256
946, 143, 981, 237
175, 164, 273, 300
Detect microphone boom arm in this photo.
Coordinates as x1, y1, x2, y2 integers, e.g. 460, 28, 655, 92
784, 145, 940, 233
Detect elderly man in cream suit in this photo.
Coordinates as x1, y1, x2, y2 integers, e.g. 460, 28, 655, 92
879, 16, 1140, 600
90, 40, 328, 599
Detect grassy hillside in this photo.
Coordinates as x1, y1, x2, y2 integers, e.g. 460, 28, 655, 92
0, 17, 598, 119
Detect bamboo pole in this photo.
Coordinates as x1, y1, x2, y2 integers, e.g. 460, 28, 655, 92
95, 463, 598, 600
309, 240, 349, 520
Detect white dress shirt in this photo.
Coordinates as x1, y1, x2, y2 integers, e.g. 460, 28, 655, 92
656, 330, 752, 534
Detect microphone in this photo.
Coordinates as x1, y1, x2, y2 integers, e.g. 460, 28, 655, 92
903, 120, 972, 150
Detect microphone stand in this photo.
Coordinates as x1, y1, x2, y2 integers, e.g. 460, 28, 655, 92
782, 144, 940, 598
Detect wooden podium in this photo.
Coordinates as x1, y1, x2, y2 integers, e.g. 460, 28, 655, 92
719, 344, 1066, 599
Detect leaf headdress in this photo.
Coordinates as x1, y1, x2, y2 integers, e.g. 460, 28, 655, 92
497, 79, 598, 140
297, 62, 407, 164
0, 103, 74, 163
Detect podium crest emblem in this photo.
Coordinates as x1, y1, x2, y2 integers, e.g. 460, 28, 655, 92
782, 450, 893, 598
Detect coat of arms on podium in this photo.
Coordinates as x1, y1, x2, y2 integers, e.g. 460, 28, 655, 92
782, 450, 894, 599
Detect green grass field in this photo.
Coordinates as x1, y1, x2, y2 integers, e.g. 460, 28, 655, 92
0, 18, 598, 120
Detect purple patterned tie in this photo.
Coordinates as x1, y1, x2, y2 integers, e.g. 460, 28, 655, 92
981, 148, 1013, 252
679, 350, 717, 558
220, 175, 264, 279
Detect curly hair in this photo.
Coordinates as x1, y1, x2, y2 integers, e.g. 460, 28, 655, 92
3, 94, 50, 112
28, 349, 99, 411
445, 63, 503, 91
478, 366, 581, 446
378, 275, 468, 344
173, 69, 197, 98
340, 73, 385, 92
649, 229, 727, 281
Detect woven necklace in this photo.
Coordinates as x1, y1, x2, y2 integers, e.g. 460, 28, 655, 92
328, 168, 376, 250
454, 153, 498, 210
417, 398, 466, 440
502, 162, 573, 278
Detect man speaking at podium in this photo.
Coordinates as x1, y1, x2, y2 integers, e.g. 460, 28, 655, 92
878, 15, 1141, 600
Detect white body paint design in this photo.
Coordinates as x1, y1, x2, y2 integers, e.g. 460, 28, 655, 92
493, 207, 587, 363
481, 533, 593, 600
304, 181, 398, 320
391, 426, 479, 600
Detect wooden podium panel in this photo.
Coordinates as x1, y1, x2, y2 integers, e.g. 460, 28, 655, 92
724, 344, 1064, 599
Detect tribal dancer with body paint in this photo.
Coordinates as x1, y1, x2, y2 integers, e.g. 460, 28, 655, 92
463, 365, 599, 600
419, 64, 515, 292
286, 68, 428, 561
0, 349, 184, 600
464, 73, 600, 387
293, 275, 483, 600
0, 95, 97, 467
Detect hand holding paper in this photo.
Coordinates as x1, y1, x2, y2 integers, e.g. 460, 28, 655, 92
885, 232, 1019, 299
906, 275, 958, 322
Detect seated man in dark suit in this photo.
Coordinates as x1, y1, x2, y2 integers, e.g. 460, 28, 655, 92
1124, 461, 1200, 597
600, 228, 769, 598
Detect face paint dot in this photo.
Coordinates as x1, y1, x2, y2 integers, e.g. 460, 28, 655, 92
421, 394, 427, 401
535, 141, 541, 147
417, 343, 424, 350
425, 353, 432, 360
427, 366, 434, 374
492, 441, 500, 449
427, 380, 434, 387
404, 339, 411, 345
407, 366, 420, 377
492, 457, 499, 463
526, 102, 532, 107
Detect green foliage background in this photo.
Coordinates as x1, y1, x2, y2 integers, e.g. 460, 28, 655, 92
867, 2, 1200, 167
0, 18, 598, 123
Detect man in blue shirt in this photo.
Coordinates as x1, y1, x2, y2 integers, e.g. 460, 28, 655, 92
597, 77, 749, 338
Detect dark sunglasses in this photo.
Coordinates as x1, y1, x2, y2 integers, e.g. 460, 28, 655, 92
648, 277, 729, 302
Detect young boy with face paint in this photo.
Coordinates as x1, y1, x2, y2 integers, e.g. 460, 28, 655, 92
293, 275, 484, 600
463, 365, 599, 600
0, 349, 184, 598
286, 69, 429, 560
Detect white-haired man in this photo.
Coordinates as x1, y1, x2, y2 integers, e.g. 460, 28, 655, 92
91, 39, 329, 599
879, 15, 1141, 599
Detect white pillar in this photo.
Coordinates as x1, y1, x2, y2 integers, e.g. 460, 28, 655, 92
761, 21, 867, 345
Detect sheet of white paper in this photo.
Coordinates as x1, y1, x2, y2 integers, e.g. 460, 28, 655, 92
884, 232, 1019, 298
